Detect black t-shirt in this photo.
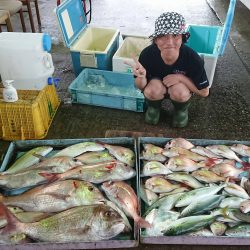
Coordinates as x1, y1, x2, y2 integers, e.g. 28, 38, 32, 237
139, 43, 209, 90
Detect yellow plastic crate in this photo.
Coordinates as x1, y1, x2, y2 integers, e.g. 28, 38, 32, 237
0, 85, 60, 140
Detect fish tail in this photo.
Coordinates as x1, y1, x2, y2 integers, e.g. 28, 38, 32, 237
136, 216, 152, 228
0, 203, 21, 234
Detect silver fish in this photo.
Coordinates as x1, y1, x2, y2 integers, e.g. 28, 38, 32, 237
219, 196, 247, 209
175, 185, 225, 207
163, 214, 216, 236
230, 144, 250, 157
5, 146, 53, 174
141, 144, 166, 162
210, 221, 227, 236
190, 145, 222, 158
166, 172, 204, 189
102, 181, 151, 228
145, 209, 180, 236
206, 145, 242, 162
180, 195, 224, 217
0, 204, 126, 242
50, 161, 136, 184
224, 183, 250, 199
102, 143, 135, 167
164, 138, 194, 150
140, 184, 158, 206
145, 176, 181, 193
0, 180, 105, 212
54, 142, 105, 158
225, 223, 250, 237
142, 161, 172, 176
240, 200, 250, 213
76, 150, 115, 164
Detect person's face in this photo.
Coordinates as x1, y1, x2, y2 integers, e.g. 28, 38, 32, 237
155, 34, 182, 58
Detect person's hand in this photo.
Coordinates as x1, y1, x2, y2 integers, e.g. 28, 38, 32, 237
163, 74, 181, 87
124, 56, 146, 78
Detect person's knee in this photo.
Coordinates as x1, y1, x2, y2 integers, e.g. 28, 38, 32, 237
144, 87, 165, 100
169, 89, 191, 102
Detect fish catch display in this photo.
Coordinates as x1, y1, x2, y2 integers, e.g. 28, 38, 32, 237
0, 140, 138, 245
139, 138, 250, 238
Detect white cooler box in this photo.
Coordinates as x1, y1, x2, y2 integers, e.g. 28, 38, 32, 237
186, 0, 236, 87
186, 24, 222, 87
56, 0, 119, 76
112, 35, 151, 73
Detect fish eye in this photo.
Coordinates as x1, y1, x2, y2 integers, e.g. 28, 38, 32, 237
88, 186, 94, 191
104, 210, 115, 217
72, 158, 78, 162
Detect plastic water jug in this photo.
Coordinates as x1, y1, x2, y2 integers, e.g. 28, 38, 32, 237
0, 32, 55, 90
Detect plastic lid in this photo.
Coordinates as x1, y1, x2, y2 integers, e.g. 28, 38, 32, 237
56, 0, 87, 48
42, 33, 52, 52
47, 77, 53, 85
4, 80, 14, 88
47, 77, 60, 87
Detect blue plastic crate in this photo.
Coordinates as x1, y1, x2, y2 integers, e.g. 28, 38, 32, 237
68, 68, 145, 112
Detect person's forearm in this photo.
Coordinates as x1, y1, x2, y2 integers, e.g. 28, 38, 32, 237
135, 76, 148, 90
179, 75, 209, 97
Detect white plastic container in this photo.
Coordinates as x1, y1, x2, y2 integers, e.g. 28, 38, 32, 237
0, 32, 54, 90
112, 35, 151, 73
3, 80, 18, 102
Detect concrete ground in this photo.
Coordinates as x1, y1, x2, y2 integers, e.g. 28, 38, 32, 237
0, 0, 250, 249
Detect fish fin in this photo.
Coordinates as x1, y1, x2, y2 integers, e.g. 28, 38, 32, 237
0, 194, 4, 203
205, 158, 219, 167
39, 172, 59, 182
242, 162, 250, 169
32, 153, 46, 161
73, 180, 79, 189
104, 162, 117, 170
0, 203, 20, 234
136, 216, 152, 228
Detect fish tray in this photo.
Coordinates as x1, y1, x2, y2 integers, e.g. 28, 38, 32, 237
0, 137, 139, 249
138, 137, 250, 246
0, 84, 60, 141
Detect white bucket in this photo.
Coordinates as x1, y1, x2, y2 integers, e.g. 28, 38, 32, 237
0, 32, 55, 90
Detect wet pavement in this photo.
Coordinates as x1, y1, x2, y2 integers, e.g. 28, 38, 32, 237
0, 0, 250, 249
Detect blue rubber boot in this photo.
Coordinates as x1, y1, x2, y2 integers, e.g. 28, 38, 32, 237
145, 100, 162, 125
171, 99, 191, 128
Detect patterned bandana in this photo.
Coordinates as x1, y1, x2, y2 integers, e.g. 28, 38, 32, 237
150, 12, 187, 39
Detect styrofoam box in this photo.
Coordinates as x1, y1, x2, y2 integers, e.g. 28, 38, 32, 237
68, 68, 145, 112
112, 35, 151, 73
56, 0, 119, 76
186, 24, 223, 87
